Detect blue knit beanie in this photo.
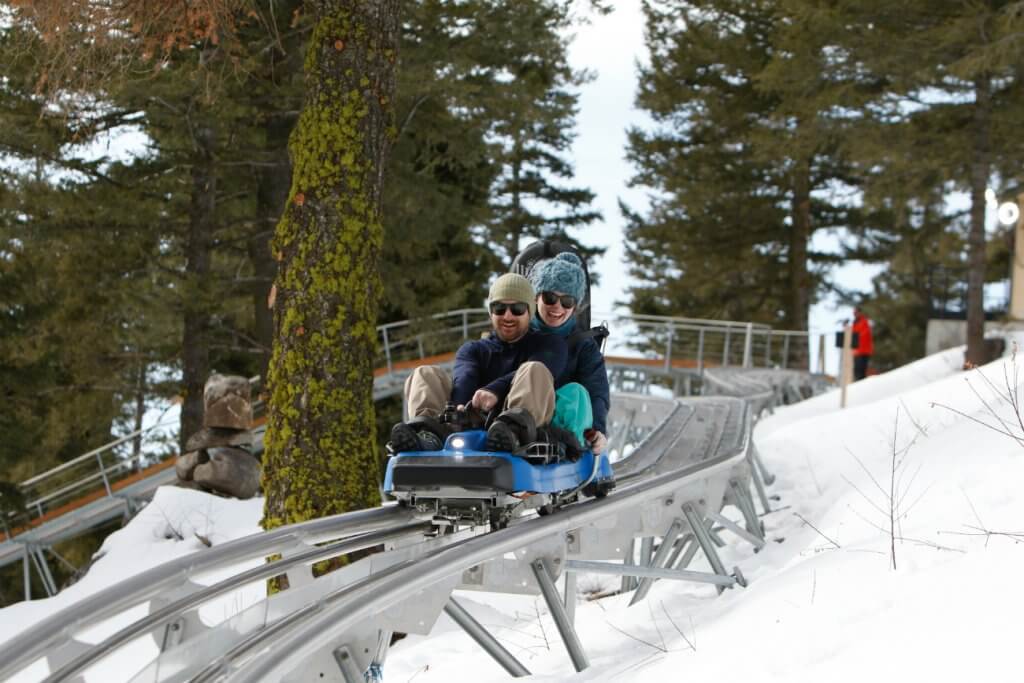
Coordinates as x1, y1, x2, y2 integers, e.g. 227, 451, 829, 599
529, 252, 586, 303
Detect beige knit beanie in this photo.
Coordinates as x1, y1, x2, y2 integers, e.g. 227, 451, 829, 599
488, 273, 536, 318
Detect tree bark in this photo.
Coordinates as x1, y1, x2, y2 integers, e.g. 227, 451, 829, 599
262, 0, 399, 530
180, 122, 216, 450
789, 157, 812, 331
965, 74, 991, 366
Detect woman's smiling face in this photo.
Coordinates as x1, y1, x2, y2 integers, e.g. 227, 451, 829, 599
537, 290, 575, 328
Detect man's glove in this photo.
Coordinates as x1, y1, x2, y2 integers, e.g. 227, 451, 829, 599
470, 388, 499, 413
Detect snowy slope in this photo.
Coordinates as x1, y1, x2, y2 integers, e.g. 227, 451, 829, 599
4, 344, 1024, 682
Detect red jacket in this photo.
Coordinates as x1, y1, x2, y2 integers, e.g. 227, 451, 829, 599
852, 314, 873, 356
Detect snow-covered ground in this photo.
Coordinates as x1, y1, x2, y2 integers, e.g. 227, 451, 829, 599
4, 342, 1024, 682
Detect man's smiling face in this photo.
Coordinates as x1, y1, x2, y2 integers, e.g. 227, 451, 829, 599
490, 300, 530, 342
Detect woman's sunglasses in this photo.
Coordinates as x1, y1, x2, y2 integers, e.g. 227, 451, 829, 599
540, 291, 577, 309
490, 301, 529, 317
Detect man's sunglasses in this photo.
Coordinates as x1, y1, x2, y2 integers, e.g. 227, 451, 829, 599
490, 301, 529, 317
540, 291, 577, 309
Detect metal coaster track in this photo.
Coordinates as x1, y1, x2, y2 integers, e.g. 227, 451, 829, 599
0, 311, 825, 682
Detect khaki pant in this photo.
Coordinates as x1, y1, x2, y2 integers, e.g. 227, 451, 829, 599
404, 361, 555, 426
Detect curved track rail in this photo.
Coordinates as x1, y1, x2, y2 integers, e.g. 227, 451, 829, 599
0, 371, 826, 682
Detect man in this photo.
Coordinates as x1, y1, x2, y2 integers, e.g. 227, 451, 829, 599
852, 306, 873, 381
389, 273, 567, 452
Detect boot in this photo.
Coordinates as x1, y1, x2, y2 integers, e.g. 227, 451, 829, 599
485, 408, 537, 452
388, 416, 450, 453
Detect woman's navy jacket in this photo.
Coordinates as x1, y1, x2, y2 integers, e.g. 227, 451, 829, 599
530, 316, 610, 434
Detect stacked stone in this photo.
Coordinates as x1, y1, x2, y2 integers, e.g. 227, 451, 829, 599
176, 374, 261, 499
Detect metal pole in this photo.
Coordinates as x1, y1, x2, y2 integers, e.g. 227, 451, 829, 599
444, 598, 531, 677
752, 445, 776, 485
731, 481, 763, 539
23, 545, 31, 601
639, 537, 654, 569
782, 334, 791, 369
630, 519, 685, 605
765, 330, 772, 367
673, 534, 701, 570
681, 504, 730, 591
620, 539, 636, 593
663, 533, 693, 572
742, 322, 753, 369
531, 559, 589, 672
840, 323, 853, 408
564, 571, 577, 625
567, 560, 736, 588
697, 328, 705, 377
381, 328, 393, 374
723, 328, 731, 367
750, 468, 772, 515
29, 546, 56, 597
96, 452, 113, 498
664, 324, 674, 372
462, 311, 469, 340
704, 509, 766, 549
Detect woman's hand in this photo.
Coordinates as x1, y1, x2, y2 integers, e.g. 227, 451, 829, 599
587, 430, 608, 454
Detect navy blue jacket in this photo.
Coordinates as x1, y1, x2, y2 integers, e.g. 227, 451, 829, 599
451, 329, 567, 408
530, 316, 610, 434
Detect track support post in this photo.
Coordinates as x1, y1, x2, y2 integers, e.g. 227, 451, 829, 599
531, 558, 589, 672
630, 519, 685, 606
444, 598, 530, 677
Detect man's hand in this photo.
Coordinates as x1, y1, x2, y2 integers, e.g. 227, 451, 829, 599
470, 389, 499, 413
587, 430, 608, 454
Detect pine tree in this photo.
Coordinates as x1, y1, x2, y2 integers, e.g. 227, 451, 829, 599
625, 0, 877, 330
471, 0, 602, 268
829, 0, 1024, 364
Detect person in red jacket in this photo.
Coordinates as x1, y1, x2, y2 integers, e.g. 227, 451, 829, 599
852, 306, 874, 380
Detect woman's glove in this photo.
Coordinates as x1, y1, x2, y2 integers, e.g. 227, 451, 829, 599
585, 430, 608, 455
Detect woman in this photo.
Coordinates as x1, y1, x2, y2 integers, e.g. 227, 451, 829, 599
529, 252, 610, 454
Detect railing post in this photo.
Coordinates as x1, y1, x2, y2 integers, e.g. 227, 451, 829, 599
23, 545, 31, 601
697, 328, 705, 377
664, 324, 674, 372
723, 328, 731, 367
765, 330, 772, 367
381, 327, 393, 374
417, 335, 425, 360
782, 333, 791, 369
96, 452, 113, 498
742, 323, 753, 369
461, 311, 469, 340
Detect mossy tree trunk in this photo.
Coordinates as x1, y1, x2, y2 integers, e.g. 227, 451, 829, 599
262, 0, 399, 530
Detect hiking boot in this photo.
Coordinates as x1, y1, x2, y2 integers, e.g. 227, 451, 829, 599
485, 408, 537, 453
389, 421, 445, 453
485, 421, 520, 452
389, 422, 421, 453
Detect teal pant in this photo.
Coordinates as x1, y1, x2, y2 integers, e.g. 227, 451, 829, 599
551, 383, 593, 446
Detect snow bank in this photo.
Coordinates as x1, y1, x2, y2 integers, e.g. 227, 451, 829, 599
5, 343, 1024, 682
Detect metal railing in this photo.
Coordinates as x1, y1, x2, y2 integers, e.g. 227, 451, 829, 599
5, 311, 811, 543
5, 378, 263, 537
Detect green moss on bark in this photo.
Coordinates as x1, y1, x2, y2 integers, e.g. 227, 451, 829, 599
261, 1, 399, 532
